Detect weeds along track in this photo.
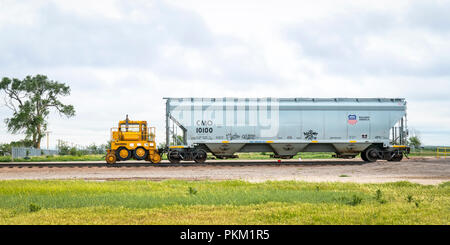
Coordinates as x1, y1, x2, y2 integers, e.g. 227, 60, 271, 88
0, 160, 368, 168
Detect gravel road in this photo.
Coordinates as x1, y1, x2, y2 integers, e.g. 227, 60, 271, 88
1, 157, 449, 185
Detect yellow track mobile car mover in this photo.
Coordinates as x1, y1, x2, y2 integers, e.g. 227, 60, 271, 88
105, 115, 161, 164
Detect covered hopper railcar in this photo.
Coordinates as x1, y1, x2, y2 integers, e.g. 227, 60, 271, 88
164, 98, 410, 163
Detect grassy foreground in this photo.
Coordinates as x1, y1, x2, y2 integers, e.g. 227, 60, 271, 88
0, 180, 448, 225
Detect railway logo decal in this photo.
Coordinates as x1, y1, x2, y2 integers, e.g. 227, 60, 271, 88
241, 134, 256, 140
359, 116, 370, 121
348, 115, 358, 125
196, 120, 213, 126
304, 130, 318, 140
226, 133, 240, 141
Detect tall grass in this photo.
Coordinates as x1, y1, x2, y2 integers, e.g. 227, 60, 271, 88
0, 180, 448, 224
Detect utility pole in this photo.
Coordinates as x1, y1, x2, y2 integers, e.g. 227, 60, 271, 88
45, 131, 51, 150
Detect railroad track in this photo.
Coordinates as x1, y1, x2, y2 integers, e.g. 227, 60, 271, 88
0, 160, 367, 168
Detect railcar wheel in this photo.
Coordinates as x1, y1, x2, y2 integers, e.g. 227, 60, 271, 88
168, 150, 181, 164
133, 147, 148, 160
116, 147, 131, 161
106, 152, 116, 164
193, 149, 207, 164
365, 147, 379, 162
360, 151, 369, 162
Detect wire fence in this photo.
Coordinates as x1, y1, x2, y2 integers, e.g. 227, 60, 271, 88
11, 147, 59, 161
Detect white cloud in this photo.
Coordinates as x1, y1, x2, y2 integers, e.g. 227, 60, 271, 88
0, 0, 449, 147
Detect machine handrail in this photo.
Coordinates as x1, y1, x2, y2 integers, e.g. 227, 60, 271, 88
437, 147, 449, 159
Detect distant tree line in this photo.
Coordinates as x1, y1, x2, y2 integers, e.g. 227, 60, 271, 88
0, 139, 34, 156
57, 141, 111, 156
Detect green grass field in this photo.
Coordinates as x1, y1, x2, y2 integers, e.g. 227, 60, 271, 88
0, 180, 448, 225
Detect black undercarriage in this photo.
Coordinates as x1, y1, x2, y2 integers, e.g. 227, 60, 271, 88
164, 144, 410, 163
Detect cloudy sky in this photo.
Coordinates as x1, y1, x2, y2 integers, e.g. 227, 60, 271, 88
1, 0, 449, 147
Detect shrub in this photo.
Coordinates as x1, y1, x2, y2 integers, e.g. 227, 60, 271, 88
375, 189, 382, 200
439, 182, 450, 188
348, 195, 362, 206
188, 187, 198, 195
375, 189, 387, 204
69, 147, 77, 156
29, 203, 41, 212
415, 201, 421, 208
407, 195, 413, 203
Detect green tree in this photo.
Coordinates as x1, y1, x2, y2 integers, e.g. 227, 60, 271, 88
0, 75, 75, 149
87, 143, 98, 154
408, 136, 421, 150
69, 147, 79, 156
158, 142, 167, 150
58, 141, 71, 155
10, 139, 34, 148
0, 143, 10, 156
100, 141, 111, 154
0, 140, 34, 156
